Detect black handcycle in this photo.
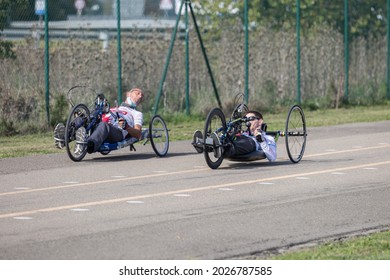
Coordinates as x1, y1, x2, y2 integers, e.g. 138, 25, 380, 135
63, 86, 169, 162
192, 94, 307, 169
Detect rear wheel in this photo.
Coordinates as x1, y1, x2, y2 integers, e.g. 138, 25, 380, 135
67, 85, 99, 110
149, 115, 169, 157
203, 108, 226, 169
65, 104, 90, 162
285, 105, 306, 163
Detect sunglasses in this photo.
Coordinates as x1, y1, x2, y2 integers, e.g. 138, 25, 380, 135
245, 116, 260, 122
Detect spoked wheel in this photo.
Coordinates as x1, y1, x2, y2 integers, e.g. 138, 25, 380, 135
203, 108, 226, 169
149, 115, 169, 157
285, 105, 307, 163
65, 103, 90, 162
67, 85, 99, 109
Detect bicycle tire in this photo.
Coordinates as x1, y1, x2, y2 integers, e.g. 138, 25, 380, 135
65, 103, 90, 162
66, 85, 98, 109
285, 104, 307, 163
203, 108, 226, 169
149, 115, 169, 157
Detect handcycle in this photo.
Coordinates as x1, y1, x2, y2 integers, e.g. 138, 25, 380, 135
62, 86, 169, 162
192, 94, 307, 169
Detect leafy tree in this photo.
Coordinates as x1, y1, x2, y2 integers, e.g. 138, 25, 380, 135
0, 0, 81, 58
0, 0, 29, 59
348, 0, 386, 38
192, 0, 387, 38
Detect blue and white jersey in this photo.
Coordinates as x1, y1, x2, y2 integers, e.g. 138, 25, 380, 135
243, 131, 277, 162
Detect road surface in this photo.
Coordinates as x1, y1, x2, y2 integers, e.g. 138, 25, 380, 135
0, 121, 389, 259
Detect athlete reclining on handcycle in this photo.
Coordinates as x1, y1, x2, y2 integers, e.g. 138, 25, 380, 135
223, 110, 277, 161
54, 88, 144, 154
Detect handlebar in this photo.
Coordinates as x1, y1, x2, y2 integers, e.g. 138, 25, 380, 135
229, 116, 253, 125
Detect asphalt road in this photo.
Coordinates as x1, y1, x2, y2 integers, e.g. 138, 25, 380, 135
0, 121, 389, 260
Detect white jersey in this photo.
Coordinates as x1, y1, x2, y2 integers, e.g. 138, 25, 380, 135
106, 105, 143, 139
245, 132, 277, 162
118, 105, 143, 138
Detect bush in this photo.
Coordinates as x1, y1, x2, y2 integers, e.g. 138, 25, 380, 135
1, 25, 389, 136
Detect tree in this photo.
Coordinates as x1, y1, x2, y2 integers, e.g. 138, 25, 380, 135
0, 0, 80, 58
192, 0, 387, 39
0, 0, 29, 59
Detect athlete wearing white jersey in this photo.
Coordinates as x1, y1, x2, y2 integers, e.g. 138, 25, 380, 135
86, 88, 144, 154
224, 110, 277, 162
105, 102, 143, 139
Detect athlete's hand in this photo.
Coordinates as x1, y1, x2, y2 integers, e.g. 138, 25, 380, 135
118, 118, 128, 129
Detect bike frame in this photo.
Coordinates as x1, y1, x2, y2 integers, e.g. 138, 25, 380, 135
215, 117, 283, 147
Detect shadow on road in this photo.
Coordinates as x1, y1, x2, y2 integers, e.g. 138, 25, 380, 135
88, 151, 197, 162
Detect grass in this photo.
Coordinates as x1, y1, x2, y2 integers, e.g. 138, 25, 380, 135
271, 230, 390, 260
0, 132, 59, 158
1, 104, 390, 159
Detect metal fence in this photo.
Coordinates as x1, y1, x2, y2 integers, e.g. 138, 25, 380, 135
1, 0, 390, 130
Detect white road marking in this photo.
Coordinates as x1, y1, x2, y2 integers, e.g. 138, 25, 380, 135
258, 182, 275, 185
363, 167, 378, 170
13, 217, 33, 220
305, 144, 390, 158
0, 169, 206, 197
70, 208, 89, 212
331, 172, 346, 175
3, 144, 390, 198
14, 187, 31, 190
296, 177, 310, 180
218, 188, 234, 191
174, 194, 191, 197
2, 160, 390, 219
126, 201, 144, 204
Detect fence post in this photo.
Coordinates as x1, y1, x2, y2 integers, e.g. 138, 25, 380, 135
116, 0, 122, 102
387, 0, 390, 99
296, 0, 301, 105
189, 3, 221, 109
344, 0, 349, 103
153, 0, 184, 115
185, 1, 190, 115
44, 0, 50, 124
244, 0, 249, 104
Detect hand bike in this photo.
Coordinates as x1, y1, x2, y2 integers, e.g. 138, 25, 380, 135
192, 93, 307, 169
63, 85, 169, 162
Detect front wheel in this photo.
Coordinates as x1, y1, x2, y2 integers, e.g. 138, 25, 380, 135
285, 105, 307, 163
149, 115, 169, 157
65, 103, 90, 162
203, 108, 226, 169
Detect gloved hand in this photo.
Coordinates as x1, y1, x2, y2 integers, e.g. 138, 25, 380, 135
255, 130, 264, 142
118, 118, 128, 130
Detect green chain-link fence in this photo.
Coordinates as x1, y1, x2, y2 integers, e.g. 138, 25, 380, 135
1, 0, 389, 135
